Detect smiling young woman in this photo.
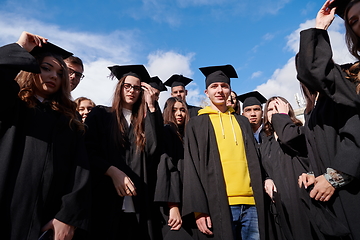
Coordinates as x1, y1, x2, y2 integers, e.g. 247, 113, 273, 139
0, 31, 90, 240
153, 97, 192, 239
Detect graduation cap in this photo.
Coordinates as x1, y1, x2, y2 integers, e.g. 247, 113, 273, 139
199, 64, 238, 88
329, 0, 352, 19
30, 42, 73, 59
237, 91, 267, 109
108, 65, 150, 82
164, 74, 193, 88
145, 76, 167, 92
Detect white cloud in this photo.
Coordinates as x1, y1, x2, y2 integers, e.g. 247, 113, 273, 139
256, 57, 300, 108
146, 50, 200, 108
146, 51, 195, 80
256, 17, 355, 109
0, 11, 142, 107
0, 11, 199, 109
251, 71, 263, 79
263, 33, 275, 41
71, 59, 118, 106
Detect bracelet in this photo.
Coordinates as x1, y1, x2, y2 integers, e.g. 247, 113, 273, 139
323, 168, 353, 188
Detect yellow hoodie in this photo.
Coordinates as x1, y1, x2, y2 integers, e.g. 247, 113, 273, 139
198, 106, 255, 205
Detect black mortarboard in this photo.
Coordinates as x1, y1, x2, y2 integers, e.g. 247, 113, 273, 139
146, 76, 167, 92
199, 64, 238, 88
164, 74, 193, 88
30, 42, 73, 59
237, 91, 267, 109
329, 0, 352, 19
108, 65, 150, 82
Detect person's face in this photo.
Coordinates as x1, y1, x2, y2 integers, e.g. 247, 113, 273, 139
66, 62, 83, 91
171, 86, 187, 101
348, 2, 360, 38
242, 105, 263, 128
121, 75, 142, 109
266, 100, 278, 124
152, 87, 160, 101
173, 101, 186, 126
78, 100, 93, 122
34, 56, 63, 99
226, 92, 237, 108
205, 82, 231, 106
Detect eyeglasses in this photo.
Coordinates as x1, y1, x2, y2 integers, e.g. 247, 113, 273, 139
122, 83, 142, 92
68, 67, 84, 80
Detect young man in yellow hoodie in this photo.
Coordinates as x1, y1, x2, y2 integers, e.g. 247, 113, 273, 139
182, 65, 271, 240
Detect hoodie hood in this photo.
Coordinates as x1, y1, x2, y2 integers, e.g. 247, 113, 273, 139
198, 106, 235, 115
200, 106, 238, 145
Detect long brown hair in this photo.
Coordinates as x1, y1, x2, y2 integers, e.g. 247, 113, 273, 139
229, 90, 240, 114
345, 0, 360, 60
300, 83, 318, 115
344, 0, 360, 93
263, 96, 303, 136
111, 75, 146, 151
163, 97, 189, 140
15, 52, 83, 131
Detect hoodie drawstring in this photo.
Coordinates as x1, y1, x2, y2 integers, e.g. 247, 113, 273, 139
217, 111, 238, 145
229, 112, 238, 145
218, 111, 225, 139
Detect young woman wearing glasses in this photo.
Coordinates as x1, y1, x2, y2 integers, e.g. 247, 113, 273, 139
85, 65, 163, 240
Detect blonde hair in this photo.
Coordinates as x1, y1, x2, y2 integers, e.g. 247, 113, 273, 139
75, 97, 96, 111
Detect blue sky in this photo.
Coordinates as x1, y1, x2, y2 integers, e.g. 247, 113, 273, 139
0, 0, 355, 109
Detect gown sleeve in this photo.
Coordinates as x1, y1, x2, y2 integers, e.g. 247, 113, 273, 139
296, 28, 358, 108
84, 106, 114, 175
154, 125, 182, 204
271, 113, 307, 156
332, 113, 360, 179
144, 103, 161, 156
0, 43, 39, 119
182, 118, 210, 217
55, 131, 91, 230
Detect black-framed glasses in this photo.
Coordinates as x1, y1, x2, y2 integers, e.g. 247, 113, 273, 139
68, 67, 84, 80
122, 83, 142, 92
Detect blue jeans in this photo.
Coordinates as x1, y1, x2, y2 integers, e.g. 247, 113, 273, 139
230, 204, 260, 240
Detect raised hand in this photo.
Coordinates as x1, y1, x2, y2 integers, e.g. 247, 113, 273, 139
16, 31, 48, 52
141, 82, 156, 112
274, 97, 289, 114
316, 0, 336, 30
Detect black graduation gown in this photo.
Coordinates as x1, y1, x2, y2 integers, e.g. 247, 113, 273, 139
297, 28, 360, 240
187, 104, 202, 118
0, 43, 91, 239
154, 124, 193, 240
259, 128, 267, 144
85, 105, 162, 240
260, 114, 329, 240
154, 124, 183, 204
182, 113, 273, 240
